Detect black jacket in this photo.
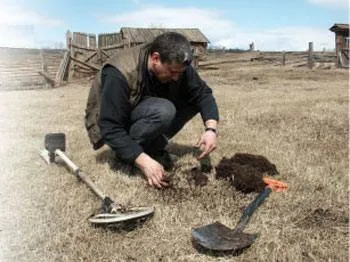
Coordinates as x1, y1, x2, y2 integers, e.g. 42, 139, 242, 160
100, 65, 219, 163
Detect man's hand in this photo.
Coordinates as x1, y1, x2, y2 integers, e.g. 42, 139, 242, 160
135, 153, 169, 188
197, 129, 218, 159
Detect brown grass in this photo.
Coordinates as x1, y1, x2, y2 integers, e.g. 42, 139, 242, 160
0, 53, 348, 261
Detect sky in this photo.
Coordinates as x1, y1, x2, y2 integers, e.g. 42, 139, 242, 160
0, 0, 348, 51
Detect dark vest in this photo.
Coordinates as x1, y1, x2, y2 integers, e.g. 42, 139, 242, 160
85, 44, 149, 150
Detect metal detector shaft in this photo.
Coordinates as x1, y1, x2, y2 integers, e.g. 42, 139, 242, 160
55, 149, 106, 201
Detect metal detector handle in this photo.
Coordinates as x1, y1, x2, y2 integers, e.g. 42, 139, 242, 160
233, 187, 272, 233
55, 149, 106, 200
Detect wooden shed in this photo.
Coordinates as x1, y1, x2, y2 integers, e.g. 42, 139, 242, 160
61, 28, 210, 81
119, 27, 210, 56
329, 23, 349, 67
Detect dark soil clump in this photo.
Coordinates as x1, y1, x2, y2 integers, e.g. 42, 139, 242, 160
187, 167, 209, 187
215, 153, 279, 193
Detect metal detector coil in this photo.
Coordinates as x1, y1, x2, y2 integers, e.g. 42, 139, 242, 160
89, 206, 155, 224
40, 133, 155, 227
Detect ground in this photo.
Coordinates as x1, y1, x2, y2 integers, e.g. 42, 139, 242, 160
0, 51, 348, 261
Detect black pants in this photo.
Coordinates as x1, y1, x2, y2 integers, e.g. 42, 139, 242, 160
128, 96, 199, 155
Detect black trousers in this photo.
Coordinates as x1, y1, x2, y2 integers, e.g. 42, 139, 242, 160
128, 96, 199, 155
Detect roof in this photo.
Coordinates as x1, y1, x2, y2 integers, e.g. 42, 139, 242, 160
120, 27, 210, 44
329, 23, 350, 33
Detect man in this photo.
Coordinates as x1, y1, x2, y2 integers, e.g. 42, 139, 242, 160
87, 32, 219, 188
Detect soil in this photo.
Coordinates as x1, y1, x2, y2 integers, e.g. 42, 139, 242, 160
187, 167, 209, 187
159, 167, 209, 204
215, 153, 279, 193
296, 208, 349, 230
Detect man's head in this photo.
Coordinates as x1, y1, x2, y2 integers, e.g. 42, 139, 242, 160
148, 32, 193, 82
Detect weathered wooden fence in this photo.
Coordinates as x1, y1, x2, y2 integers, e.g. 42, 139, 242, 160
0, 48, 65, 91
98, 32, 124, 48
65, 31, 131, 80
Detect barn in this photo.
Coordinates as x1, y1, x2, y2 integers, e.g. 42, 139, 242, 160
329, 23, 349, 67
116, 27, 210, 56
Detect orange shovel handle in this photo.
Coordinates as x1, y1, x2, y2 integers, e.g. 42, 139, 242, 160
263, 177, 288, 192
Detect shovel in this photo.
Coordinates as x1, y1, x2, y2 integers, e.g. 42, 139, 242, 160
192, 177, 288, 252
40, 133, 155, 226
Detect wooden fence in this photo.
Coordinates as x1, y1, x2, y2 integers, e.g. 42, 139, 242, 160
65, 31, 130, 80
98, 32, 124, 48
0, 48, 65, 91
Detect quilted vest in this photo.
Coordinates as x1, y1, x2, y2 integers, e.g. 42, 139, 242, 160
85, 44, 149, 150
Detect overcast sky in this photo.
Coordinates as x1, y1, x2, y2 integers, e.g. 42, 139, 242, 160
0, 0, 348, 51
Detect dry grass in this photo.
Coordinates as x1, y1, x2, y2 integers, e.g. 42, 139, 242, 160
0, 53, 348, 261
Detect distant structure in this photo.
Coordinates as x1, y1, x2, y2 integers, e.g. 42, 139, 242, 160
62, 28, 210, 82
329, 23, 349, 68
116, 27, 210, 56
249, 42, 255, 51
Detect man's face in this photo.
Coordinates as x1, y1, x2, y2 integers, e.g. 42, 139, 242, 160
150, 52, 186, 83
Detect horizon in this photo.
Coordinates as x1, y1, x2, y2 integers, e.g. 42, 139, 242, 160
0, 0, 349, 51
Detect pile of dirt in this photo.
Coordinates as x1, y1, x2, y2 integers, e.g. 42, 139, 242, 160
215, 153, 279, 193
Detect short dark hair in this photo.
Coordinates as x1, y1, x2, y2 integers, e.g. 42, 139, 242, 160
149, 32, 193, 65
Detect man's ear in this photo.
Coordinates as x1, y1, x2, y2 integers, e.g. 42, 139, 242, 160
150, 52, 161, 64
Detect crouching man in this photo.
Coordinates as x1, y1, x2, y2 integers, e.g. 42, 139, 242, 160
85, 32, 219, 188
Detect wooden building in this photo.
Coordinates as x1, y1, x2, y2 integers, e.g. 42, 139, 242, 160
118, 27, 210, 56
329, 23, 349, 67
62, 28, 210, 81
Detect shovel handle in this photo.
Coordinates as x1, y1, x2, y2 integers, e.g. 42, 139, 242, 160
55, 149, 106, 201
233, 186, 272, 233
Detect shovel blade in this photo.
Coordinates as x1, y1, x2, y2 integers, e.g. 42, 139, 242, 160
45, 133, 66, 153
192, 221, 257, 251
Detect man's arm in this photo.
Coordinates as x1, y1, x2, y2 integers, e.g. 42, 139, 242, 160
185, 66, 219, 124
185, 66, 219, 159
99, 66, 143, 163
196, 119, 218, 159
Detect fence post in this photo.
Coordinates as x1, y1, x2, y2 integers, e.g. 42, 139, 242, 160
308, 42, 314, 69
40, 49, 49, 88
66, 30, 72, 49
282, 51, 286, 66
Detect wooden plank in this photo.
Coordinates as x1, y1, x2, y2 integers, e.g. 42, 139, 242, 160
71, 43, 97, 51
40, 49, 50, 88
38, 71, 55, 87
55, 50, 71, 86
308, 42, 314, 69
70, 56, 101, 71
101, 42, 126, 50
74, 67, 97, 73
84, 50, 98, 62
40, 49, 48, 72
100, 49, 110, 59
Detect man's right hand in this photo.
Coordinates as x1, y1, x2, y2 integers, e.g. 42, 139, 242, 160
135, 153, 169, 188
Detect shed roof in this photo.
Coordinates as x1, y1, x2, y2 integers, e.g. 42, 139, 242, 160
120, 27, 210, 44
329, 23, 349, 33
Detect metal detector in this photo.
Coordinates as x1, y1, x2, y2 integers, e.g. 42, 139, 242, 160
40, 133, 154, 226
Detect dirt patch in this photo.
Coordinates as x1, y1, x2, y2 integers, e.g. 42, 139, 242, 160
187, 167, 209, 187
215, 153, 279, 193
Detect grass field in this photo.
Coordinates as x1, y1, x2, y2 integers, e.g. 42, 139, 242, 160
0, 52, 348, 261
